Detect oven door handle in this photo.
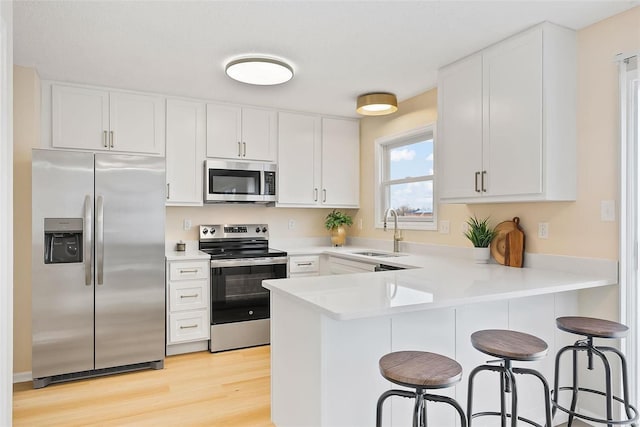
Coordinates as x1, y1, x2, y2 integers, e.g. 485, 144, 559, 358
210, 257, 288, 268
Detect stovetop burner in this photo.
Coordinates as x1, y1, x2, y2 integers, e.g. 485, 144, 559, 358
198, 224, 287, 259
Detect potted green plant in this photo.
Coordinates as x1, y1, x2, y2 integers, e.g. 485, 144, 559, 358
324, 210, 353, 247
464, 216, 497, 263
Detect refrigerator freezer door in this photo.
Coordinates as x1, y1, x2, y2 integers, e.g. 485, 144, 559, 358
32, 149, 95, 379
94, 154, 165, 369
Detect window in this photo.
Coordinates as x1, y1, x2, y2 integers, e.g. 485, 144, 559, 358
375, 124, 436, 230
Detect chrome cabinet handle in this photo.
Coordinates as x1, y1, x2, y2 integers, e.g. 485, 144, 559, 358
166, 183, 170, 199
179, 269, 199, 273
179, 324, 198, 329
296, 262, 313, 266
83, 195, 92, 286
180, 294, 199, 299
242, 142, 247, 157
475, 172, 481, 193
481, 171, 487, 192
103, 130, 108, 148
109, 131, 114, 148
237, 141, 242, 157
322, 189, 327, 202
96, 195, 104, 285
314, 188, 318, 201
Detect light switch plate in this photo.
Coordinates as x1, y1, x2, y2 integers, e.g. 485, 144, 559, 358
601, 200, 616, 222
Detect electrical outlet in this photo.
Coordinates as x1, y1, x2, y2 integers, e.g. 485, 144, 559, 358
439, 220, 450, 234
288, 219, 296, 230
358, 218, 363, 230
538, 222, 549, 239
183, 219, 191, 231
601, 200, 616, 222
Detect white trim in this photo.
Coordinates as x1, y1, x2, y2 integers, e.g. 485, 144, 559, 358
0, 2, 13, 424
13, 372, 32, 384
619, 54, 639, 407
374, 124, 438, 231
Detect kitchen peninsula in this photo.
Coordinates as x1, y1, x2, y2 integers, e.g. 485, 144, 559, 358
263, 252, 616, 427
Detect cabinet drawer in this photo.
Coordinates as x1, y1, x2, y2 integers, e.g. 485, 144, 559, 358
169, 310, 209, 343
169, 280, 208, 312
169, 260, 209, 281
289, 255, 320, 275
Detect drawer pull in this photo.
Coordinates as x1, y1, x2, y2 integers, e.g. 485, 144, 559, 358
179, 269, 199, 274
180, 294, 199, 299
296, 262, 313, 266
180, 324, 198, 329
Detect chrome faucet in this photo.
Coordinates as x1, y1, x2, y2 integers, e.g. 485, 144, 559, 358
383, 208, 402, 253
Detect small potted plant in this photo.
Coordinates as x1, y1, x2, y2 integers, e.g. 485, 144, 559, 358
324, 209, 353, 247
464, 216, 497, 263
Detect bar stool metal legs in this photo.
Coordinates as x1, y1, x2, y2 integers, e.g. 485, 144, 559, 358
552, 316, 638, 427
467, 359, 552, 427
375, 351, 467, 427
467, 329, 552, 427
376, 387, 466, 427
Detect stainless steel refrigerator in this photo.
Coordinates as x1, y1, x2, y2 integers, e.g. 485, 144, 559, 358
31, 149, 166, 388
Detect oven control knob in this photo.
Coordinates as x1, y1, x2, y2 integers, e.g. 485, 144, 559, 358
249, 310, 254, 315
209, 228, 216, 234
202, 229, 208, 234
255, 227, 261, 233
262, 227, 268, 233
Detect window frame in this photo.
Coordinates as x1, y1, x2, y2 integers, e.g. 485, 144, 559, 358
374, 124, 437, 231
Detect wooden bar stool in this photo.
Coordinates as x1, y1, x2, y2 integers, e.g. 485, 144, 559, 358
467, 329, 552, 427
552, 316, 638, 426
376, 351, 467, 427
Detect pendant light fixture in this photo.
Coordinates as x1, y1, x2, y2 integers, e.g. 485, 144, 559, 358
356, 92, 398, 116
225, 56, 294, 86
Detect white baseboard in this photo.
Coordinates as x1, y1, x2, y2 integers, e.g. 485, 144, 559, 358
13, 371, 32, 384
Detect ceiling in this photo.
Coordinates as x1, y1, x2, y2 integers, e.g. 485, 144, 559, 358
13, 1, 639, 118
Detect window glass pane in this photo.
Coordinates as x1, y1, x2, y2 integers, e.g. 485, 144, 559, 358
388, 181, 433, 219
388, 139, 433, 180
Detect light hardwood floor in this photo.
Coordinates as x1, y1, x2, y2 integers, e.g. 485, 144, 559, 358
12, 345, 592, 426
13, 346, 274, 427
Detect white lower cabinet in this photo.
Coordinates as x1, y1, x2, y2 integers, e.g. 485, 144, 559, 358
166, 259, 210, 355
327, 256, 376, 274
288, 255, 320, 277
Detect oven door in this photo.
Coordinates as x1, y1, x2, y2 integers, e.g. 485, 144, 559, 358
210, 257, 287, 324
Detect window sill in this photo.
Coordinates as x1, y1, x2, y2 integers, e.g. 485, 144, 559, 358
374, 221, 437, 231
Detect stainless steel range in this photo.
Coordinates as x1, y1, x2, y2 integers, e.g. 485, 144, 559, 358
199, 224, 287, 352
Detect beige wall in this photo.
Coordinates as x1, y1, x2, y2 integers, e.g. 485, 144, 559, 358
13, 66, 40, 373
354, 7, 640, 261
166, 205, 354, 244
12, 7, 639, 374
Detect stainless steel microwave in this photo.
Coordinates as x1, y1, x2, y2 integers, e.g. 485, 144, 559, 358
204, 160, 276, 204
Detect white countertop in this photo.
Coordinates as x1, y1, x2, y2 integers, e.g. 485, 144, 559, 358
263, 251, 615, 321
165, 249, 210, 261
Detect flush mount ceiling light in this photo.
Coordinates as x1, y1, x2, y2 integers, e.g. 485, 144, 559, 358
356, 92, 398, 116
225, 57, 294, 86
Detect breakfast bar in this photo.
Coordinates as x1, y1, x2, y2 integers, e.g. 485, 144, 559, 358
263, 254, 616, 427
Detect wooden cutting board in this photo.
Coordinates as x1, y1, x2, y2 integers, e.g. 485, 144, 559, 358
490, 217, 525, 267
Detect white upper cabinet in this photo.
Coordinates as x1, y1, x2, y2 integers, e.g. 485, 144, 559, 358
277, 113, 359, 208
438, 23, 576, 204
321, 117, 360, 207
206, 103, 276, 162
51, 84, 165, 155
277, 112, 320, 205
166, 99, 206, 206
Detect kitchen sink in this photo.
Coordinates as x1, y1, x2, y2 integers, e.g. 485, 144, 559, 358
351, 251, 406, 257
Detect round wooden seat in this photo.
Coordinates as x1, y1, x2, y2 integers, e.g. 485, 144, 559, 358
556, 316, 629, 339
470, 329, 548, 361
379, 351, 462, 389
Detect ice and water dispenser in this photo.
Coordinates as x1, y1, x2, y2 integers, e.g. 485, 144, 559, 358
44, 218, 83, 264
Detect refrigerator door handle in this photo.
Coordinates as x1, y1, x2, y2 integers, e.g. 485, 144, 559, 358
83, 195, 92, 286
96, 195, 104, 285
